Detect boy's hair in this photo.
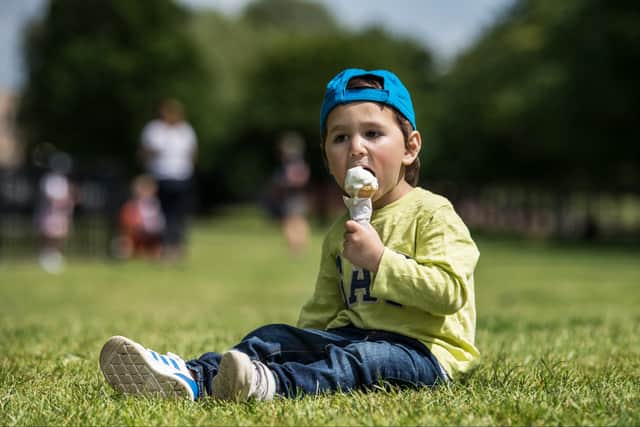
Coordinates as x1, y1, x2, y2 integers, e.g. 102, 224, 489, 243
320, 73, 420, 187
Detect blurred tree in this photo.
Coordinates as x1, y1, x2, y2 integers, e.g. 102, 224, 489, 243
432, 0, 640, 192
188, 0, 339, 169
187, 9, 255, 174
243, 0, 337, 32
19, 0, 210, 176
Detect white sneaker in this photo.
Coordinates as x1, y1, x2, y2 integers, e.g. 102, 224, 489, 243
99, 335, 199, 400
212, 350, 276, 402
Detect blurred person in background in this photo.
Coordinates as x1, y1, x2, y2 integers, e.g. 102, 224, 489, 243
139, 98, 197, 262
264, 131, 311, 255
35, 152, 75, 274
117, 174, 165, 260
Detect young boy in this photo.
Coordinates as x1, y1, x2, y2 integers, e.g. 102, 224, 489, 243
99, 68, 480, 402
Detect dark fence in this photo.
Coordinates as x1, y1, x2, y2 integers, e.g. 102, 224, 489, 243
431, 182, 640, 242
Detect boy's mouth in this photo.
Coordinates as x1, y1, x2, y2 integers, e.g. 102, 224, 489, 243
352, 165, 376, 177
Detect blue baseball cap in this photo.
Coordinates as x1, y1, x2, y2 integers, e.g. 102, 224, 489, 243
320, 68, 416, 134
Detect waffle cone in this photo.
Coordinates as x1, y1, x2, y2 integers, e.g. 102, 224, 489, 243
357, 185, 376, 198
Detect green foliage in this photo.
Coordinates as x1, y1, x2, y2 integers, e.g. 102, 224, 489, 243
243, 0, 337, 32
19, 0, 210, 174
1, 210, 639, 425
432, 0, 640, 190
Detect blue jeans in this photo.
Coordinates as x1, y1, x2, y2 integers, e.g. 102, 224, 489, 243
186, 324, 449, 398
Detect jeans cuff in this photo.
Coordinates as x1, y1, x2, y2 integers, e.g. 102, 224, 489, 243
185, 361, 206, 398
266, 363, 283, 396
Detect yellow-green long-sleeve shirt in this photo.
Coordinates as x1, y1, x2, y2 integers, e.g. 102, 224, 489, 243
297, 187, 480, 378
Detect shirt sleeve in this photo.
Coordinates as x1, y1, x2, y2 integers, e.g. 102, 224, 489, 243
297, 233, 344, 329
371, 204, 479, 316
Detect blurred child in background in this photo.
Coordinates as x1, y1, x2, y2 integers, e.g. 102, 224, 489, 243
117, 175, 165, 260
35, 152, 75, 274
264, 131, 311, 255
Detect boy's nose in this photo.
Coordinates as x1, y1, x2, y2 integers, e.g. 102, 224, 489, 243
349, 137, 367, 157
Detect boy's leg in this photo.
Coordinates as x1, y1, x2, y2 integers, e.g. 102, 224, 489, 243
205, 324, 447, 398
186, 324, 447, 399
270, 333, 448, 397
186, 323, 364, 397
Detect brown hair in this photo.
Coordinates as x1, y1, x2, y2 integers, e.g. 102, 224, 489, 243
159, 98, 185, 124
320, 75, 420, 186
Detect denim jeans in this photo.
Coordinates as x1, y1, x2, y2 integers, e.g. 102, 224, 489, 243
186, 323, 449, 398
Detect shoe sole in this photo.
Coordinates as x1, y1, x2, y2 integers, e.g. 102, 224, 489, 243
99, 336, 192, 399
211, 351, 252, 402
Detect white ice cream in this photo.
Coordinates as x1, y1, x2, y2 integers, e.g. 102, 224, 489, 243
344, 166, 378, 198
343, 166, 378, 224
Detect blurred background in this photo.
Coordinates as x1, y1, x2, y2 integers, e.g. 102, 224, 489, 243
1, 0, 639, 266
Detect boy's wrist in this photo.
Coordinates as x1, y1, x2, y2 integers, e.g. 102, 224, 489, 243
368, 245, 385, 273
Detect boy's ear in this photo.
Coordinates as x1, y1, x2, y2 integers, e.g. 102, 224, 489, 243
402, 130, 422, 166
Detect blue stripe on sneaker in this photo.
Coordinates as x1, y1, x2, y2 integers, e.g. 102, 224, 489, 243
175, 373, 199, 400
169, 358, 180, 369
151, 351, 160, 361
160, 355, 170, 366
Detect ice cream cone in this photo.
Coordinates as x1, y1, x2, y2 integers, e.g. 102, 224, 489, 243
344, 166, 378, 200
357, 185, 376, 198
343, 167, 379, 275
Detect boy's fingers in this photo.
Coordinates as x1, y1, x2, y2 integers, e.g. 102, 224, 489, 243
344, 220, 361, 233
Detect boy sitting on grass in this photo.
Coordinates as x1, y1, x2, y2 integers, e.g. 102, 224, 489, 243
100, 68, 480, 402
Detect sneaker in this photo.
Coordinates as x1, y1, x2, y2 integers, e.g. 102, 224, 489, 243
212, 350, 276, 402
99, 335, 199, 401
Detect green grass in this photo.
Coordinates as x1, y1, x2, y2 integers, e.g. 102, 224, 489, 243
1, 207, 639, 426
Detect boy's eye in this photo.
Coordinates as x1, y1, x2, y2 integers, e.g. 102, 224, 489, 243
332, 134, 348, 143
365, 130, 381, 139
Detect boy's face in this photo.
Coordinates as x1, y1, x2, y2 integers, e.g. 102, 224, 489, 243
324, 102, 421, 208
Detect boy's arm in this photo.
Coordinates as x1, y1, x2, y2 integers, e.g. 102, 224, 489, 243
297, 234, 344, 329
371, 204, 479, 316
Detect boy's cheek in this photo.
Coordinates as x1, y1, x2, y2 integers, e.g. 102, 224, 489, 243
327, 163, 346, 188
332, 177, 346, 193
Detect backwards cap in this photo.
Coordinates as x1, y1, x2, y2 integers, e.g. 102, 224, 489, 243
320, 68, 416, 134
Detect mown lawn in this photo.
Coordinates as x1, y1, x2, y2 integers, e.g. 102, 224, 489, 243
1, 207, 639, 426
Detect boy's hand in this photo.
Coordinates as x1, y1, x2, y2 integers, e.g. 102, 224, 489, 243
343, 220, 384, 273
